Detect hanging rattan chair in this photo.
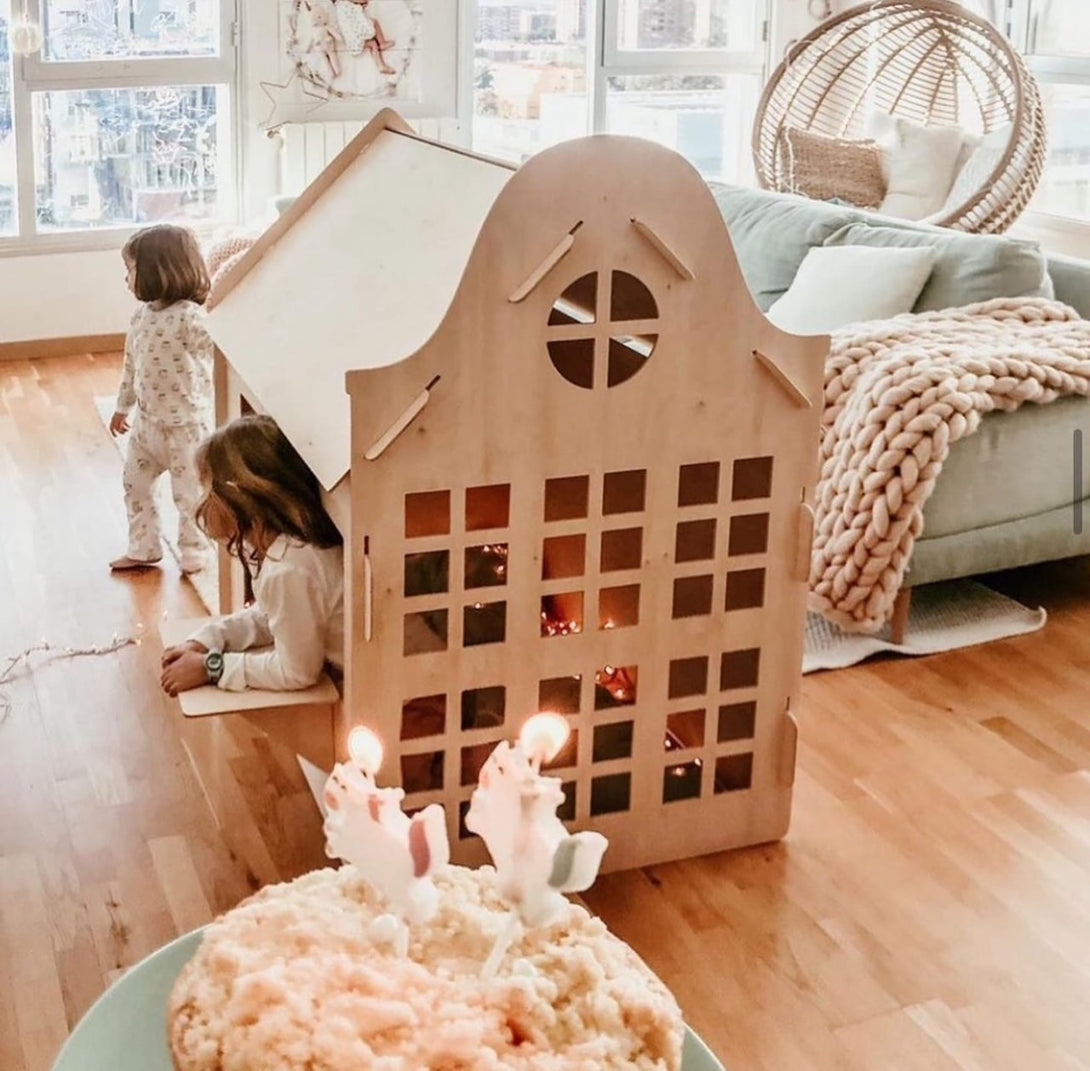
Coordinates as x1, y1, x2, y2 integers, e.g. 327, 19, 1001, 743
752, 0, 1047, 234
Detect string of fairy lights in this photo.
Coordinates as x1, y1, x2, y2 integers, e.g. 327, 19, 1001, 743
0, 631, 142, 726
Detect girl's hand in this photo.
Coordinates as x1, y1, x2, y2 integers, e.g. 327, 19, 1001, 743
109, 411, 130, 436
161, 639, 209, 668
161, 650, 213, 696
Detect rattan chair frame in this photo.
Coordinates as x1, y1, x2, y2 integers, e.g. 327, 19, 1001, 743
752, 0, 1047, 233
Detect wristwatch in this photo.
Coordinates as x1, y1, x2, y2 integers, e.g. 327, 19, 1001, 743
204, 650, 225, 686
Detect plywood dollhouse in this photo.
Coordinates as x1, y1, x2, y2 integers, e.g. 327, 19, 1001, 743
206, 108, 826, 872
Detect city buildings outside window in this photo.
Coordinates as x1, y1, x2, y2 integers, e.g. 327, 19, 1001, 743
472, 0, 769, 185
0, 0, 235, 241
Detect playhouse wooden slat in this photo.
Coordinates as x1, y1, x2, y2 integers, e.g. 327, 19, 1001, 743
208, 115, 514, 491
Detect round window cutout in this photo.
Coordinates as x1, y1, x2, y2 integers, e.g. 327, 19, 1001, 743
546, 271, 658, 390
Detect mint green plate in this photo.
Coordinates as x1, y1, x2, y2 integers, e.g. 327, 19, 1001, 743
53, 929, 724, 1070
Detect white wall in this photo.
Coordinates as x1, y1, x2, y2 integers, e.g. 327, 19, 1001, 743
0, 249, 136, 341
0, 0, 831, 344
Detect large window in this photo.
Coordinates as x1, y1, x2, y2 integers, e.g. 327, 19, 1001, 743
472, 0, 769, 184
963, 0, 1090, 223
0, 0, 235, 243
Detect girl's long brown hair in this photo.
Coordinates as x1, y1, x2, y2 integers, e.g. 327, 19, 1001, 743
123, 224, 210, 306
195, 415, 342, 567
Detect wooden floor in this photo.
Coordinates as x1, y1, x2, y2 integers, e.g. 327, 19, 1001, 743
4, 353, 1090, 1070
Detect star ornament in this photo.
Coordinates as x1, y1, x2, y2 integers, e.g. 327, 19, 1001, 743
258, 67, 333, 136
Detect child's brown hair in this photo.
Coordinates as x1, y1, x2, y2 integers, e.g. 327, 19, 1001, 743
195, 415, 342, 566
122, 224, 210, 306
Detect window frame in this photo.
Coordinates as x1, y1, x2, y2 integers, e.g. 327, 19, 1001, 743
466, 0, 772, 175
997, 0, 1090, 231
1, 0, 240, 253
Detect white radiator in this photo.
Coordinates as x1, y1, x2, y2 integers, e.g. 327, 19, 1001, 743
280, 118, 466, 194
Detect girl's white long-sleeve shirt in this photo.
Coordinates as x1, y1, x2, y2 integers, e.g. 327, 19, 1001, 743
115, 300, 214, 427
187, 536, 345, 692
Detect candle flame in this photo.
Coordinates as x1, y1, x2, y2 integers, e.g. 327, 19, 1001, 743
348, 726, 384, 776
519, 712, 570, 766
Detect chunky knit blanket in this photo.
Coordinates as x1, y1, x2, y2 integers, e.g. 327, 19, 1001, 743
810, 297, 1090, 634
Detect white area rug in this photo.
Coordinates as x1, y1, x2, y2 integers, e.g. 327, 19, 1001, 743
804, 578, 1046, 673
94, 396, 218, 614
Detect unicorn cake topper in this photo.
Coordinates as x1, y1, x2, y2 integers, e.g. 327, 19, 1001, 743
466, 713, 609, 978
324, 726, 450, 955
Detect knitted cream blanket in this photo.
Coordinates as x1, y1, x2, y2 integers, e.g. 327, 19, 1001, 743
810, 297, 1090, 634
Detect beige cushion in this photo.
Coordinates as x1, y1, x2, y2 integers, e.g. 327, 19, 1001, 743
777, 127, 887, 209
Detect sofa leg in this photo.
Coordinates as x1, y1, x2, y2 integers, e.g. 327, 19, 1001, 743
890, 587, 912, 645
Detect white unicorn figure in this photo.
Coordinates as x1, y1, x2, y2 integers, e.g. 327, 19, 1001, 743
323, 741, 450, 954
466, 724, 608, 977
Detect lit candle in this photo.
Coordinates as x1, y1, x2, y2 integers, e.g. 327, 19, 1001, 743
466, 713, 609, 978
323, 726, 450, 954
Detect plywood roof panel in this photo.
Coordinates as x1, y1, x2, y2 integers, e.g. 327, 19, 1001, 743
208, 130, 513, 490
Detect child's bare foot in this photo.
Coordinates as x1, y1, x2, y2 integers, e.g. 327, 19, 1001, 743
110, 554, 163, 571
380, 62, 396, 74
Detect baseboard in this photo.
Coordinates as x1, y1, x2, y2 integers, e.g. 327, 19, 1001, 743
0, 333, 125, 362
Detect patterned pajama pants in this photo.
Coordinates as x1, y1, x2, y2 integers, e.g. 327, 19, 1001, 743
122, 413, 210, 568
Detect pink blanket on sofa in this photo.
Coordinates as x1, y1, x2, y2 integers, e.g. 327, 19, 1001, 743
809, 297, 1090, 633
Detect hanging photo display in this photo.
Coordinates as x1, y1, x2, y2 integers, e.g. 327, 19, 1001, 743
287, 0, 425, 102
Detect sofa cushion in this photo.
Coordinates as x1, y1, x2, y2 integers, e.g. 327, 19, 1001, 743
822, 221, 1051, 312
767, 244, 937, 334
707, 183, 862, 310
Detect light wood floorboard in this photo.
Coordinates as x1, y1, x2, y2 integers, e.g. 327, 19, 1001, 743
3, 353, 1090, 1070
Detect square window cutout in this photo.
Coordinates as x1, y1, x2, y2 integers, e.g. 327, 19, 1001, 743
542, 592, 584, 637
725, 568, 765, 611
401, 694, 446, 740
404, 610, 448, 656
461, 686, 505, 731
601, 528, 642, 572
464, 601, 506, 646
668, 656, 708, 699
673, 575, 713, 618
542, 534, 585, 580
663, 760, 702, 803
720, 648, 760, 690
540, 675, 582, 714
544, 475, 590, 522
678, 462, 719, 507
732, 457, 773, 501
603, 470, 646, 514
675, 519, 716, 563
591, 772, 631, 816
404, 551, 449, 598
404, 490, 450, 538
729, 513, 769, 556
465, 484, 510, 530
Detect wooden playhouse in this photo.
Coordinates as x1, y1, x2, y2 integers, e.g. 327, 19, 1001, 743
206, 109, 826, 872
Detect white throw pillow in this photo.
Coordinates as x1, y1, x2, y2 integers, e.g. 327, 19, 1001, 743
864, 111, 966, 220
930, 124, 1013, 221
766, 244, 938, 334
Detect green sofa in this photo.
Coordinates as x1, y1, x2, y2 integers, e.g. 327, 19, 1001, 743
709, 183, 1090, 590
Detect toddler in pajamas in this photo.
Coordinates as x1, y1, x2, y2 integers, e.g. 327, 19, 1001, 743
109, 224, 213, 574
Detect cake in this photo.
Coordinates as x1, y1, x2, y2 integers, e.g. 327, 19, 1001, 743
168, 863, 684, 1070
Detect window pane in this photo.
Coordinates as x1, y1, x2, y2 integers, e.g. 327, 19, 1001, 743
616, 0, 758, 52
1029, 0, 1090, 57
43, 0, 219, 61
0, 0, 15, 235
33, 86, 224, 231
1031, 83, 1090, 221
605, 73, 759, 183
473, 6, 588, 163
